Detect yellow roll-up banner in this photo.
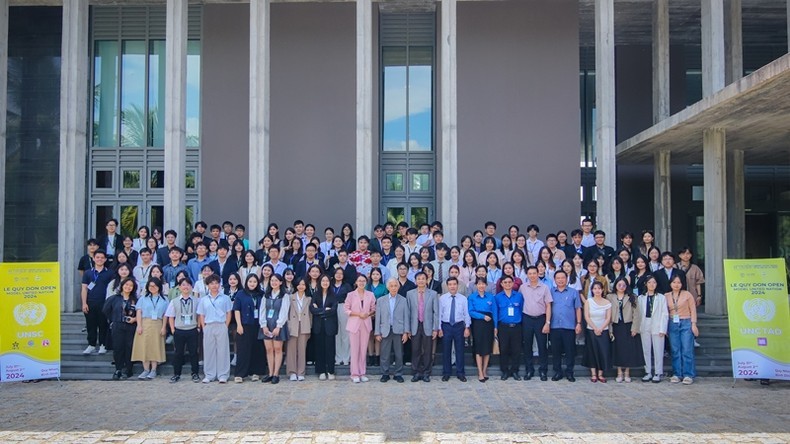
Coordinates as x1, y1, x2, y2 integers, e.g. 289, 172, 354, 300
724, 258, 790, 380
0, 263, 61, 382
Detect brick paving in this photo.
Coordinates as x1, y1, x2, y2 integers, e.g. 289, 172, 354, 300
0, 377, 788, 443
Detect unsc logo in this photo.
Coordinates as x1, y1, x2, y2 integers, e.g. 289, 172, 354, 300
13, 302, 47, 326
742, 298, 776, 323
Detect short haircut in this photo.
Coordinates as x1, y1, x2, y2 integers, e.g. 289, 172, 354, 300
527, 224, 539, 233
582, 218, 593, 225
661, 251, 676, 261
435, 242, 449, 251
594, 230, 606, 237
268, 245, 280, 252
414, 271, 427, 280
445, 276, 458, 284
217, 243, 229, 251
570, 229, 582, 237
177, 277, 193, 287
106, 218, 119, 226
553, 270, 568, 279
210, 224, 221, 231
204, 274, 221, 285
526, 265, 538, 273
86, 238, 99, 246
139, 247, 151, 255
305, 243, 317, 251
406, 227, 418, 236
485, 221, 497, 229
222, 221, 233, 227
165, 229, 178, 238
195, 221, 207, 229
432, 230, 444, 238
500, 275, 513, 283
357, 235, 370, 243
235, 224, 246, 231
94, 249, 107, 258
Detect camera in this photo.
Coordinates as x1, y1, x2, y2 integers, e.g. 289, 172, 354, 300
123, 316, 134, 323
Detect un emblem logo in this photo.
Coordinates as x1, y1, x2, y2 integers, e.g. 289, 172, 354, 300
742, 298, 776, 323
13, 302, 47, 326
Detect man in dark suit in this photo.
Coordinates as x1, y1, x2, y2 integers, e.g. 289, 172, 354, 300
294, 243, 325, 279
97, 218, 124, 263
654, 252, 688, 294
310, 284, 339, 380
156, 230, 179, 265
209, 244, 237, 293
583, 230, 615, 266
563, 229, 587, 260
328, 250, 357, 287
369, 225, 386, 253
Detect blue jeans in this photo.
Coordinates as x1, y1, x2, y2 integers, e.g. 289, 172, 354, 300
668, 318, 696, 378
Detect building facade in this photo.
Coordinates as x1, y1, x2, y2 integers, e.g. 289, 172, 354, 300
1, 0, 789, 314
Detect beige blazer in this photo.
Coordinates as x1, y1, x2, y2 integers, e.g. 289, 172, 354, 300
287, 293, 312, 336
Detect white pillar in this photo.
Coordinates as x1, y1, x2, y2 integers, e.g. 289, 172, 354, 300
57, 0, 89, 312
654, 150, 672, 252
164, 0, 187, 236
724, 0, 743, 84
701, 0, 726, 97
652, 0, 670, 124
249, 0, 270, 246
595, 0, 617, 238
703, 128, 727, 315
727, 149, 745, 259
440, 0, 458, 245
356, 0, 373, 236
0, 0, 7, 260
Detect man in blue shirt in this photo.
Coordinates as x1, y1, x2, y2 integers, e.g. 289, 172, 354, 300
186, 243, 211, 283
494, 276, 524, 380
549, 270, 582, 382
80, 250, 114, 355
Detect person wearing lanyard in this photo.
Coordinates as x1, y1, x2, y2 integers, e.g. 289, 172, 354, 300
666, 275, 699, 385
637, 275, 669, 383
81, 250, 114, 355
438, 278, 471, 382
494, 275, 524, 380
197, 274, 233, 383
260, 274, 290, 384
468, 278, 497, 383
520, 266, 553, 381
133, 248, 155, 288
232, 274, 266, 383
131, 277, 168, 379
165, 278, 201, 383
286, 278, 313, 381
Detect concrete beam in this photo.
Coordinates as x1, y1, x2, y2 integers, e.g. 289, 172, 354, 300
595, 0, 617, 238
724, 0, 743, 84
703, 128, 727, 315
652, 0, 670, 123
727, 149, 745, 259
653, 150, 672, 252
164, 0, 188, 236
0, 0, 7, 260
356, 0, 373, 236
440, 0, 458, 245
701, 0, 726, 97
57, 0, 89, 312
249, 0, 270, 246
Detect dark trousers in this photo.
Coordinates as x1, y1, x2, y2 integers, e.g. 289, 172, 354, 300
550, 328, 576, 376
111, 323, 135, 374
173, 328, 200, 376
523, 314, 549, 375
411, 323, 434, 376
498, 323, 522, 375
85, 301, 108, 347
441, 322, 466, 377
235, 325, 266, 377
314, 333, 336, 375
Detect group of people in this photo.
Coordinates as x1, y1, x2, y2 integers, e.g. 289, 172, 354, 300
79, 218, 704, 385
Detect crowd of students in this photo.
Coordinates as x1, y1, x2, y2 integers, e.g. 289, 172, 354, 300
78, 218, 704, 385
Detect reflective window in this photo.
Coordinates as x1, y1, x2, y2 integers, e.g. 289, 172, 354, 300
122, 170, 141, 189
382, 46, 433, 152
185, 206, 195, 238
385, 173, 404, 192
96, 171, 113, 189
93, 40, 119, 147
150, 205, 164, 230
95, 206, 114, 238
150, 170, 165, 189
121, 40, 146, 147
187, 41, 201, 147
411, 173, 430, 192
148, 40, 166, 147
410, 207, 428, 228
386, 207, 405, 226
186, 170, 196, 189
120, 205, 139, 238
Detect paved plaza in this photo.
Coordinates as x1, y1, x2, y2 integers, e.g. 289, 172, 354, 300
0, 378, 787, 443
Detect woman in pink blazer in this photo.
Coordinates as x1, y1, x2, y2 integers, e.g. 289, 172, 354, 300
344, 274, 376, 383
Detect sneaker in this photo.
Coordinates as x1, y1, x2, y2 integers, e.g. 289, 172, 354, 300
616, 376, 623, 383
624, 376, 632, 383
327, 374, 335, 380
642, 374, 652, 382
652, 375, 661, 383
165, 336, 174, 345
319, 373, 327, 381
202, 377, 211, 384
352, 377, 361, 383
297, 375, 305, 381
170, 375, 180, 383
191, 374, 200, 383
289, 374, 298, 381
219, 378, 227, 384
234, 377, 243, 383
82, 345, 96, 355
360, 376, 369, 382
198, 360, 204, 366
251, 375, 260, 382
670, 376, 680, 383
682, 377, 693, 385
138, 370, 150, 380
147, 370, 157, 379
98, 345, 107, 355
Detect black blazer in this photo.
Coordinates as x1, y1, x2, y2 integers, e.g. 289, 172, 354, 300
310, 291, 339, 336
97, 234, 125, 258
583, 245, 615, 265
209, 258, 238, 293
293, 258, 325, 280
654, 267, 687, 295
327, 262, 358, 287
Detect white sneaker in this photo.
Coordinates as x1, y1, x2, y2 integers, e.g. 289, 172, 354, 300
652, 375, 661, 383
360, 376, 369, 382
319, 373, 327, 381
98, 345, 107, 355
682, 377, 693, 385
289, 374, 298, 381
352, 376, 360, 383
297, 375, 305, 381
327, 373, 335, 380
146, 370, 157, 379
642, 374, 652, 382
165, 336, 174, 345
82, 345, 96, 355
202, 377, 211, 384
138, 370, 150, 379
670, 376, 680, 383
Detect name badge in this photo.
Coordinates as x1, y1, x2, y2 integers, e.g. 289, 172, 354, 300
152, 313, 158, 320
507, 307, 515, 317
182, 314, 194, 325
253, 309, 259, 319
673, 314, 680, 324
87, 282, 96, 291
170, 280, 176, 288
267, 309, 275, 319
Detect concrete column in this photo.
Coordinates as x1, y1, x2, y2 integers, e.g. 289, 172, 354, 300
724, 0, 743, 84
440, 0, 458, 245
654, 150, 672, 252
356, 0, 373, 236
249, 0, 271, 246
703, 128, 728, 315
727, 149, 745, 259
595, 0, 617, 239
0, 0, 7, 260
57, 0, 89, 312
701, 0, 726, 97
164, 0, 187, 236
652, 0, 670, 124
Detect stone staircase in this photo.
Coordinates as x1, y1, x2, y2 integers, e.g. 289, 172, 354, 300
60, 312, 733, 380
